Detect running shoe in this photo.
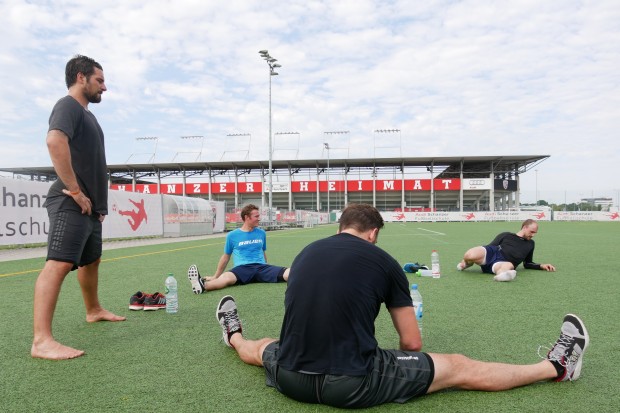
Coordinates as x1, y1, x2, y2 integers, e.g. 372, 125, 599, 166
216, 295, 242, 347
540, 314, 590, 381
144, 292, 166, 310
188, 264, 205, 294
129, 291, 147, 310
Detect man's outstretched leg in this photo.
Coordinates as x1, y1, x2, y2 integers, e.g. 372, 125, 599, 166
427, 314, 589, 393
216, 295, 276, 366
188, 265, 238, 294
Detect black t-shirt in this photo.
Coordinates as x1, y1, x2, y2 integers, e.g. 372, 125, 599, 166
277, 232, 412, 376
488, 232, 540, 270
47, 96, 108, 214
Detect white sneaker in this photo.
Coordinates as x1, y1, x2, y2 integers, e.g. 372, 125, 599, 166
493, 270, 517, 282
188, 264, 205, 294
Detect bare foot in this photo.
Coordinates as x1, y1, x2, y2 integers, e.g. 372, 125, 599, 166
31, 340, 85, 360
86, 308, 126, 323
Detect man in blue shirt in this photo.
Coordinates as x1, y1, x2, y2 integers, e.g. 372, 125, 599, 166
187, 204, 289, 293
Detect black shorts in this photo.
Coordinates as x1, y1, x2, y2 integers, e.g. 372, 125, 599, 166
480, 245, 508, 274
262, 342, 434, 408
231, 264, 287, 285
45, 195, 103, 270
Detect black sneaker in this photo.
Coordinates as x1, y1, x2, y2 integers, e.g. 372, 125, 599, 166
144, 292, 166, 310
129, 291, 146, 310
188, 264, 205, 294
216, 295, 242, 347
541, 314, 590, 381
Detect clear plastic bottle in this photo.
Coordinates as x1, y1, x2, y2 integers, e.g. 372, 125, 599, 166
165, 273, 178, 314
431, 250, 441, 278
410, 283, 423, 334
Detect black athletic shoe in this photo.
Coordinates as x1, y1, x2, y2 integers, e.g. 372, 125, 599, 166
143, 292, 166, 310
188, 264, 205, 294
129, 291, 146, 310
216, 295, 242, 347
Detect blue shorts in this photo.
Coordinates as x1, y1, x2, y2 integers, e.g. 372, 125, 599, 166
230, 264, 287, 285
480, 245, 507, 274
262, 342, 434, 408
45, 195, 103, 271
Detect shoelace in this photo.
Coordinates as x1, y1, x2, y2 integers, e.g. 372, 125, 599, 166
537, 331, 576, 381
223, 310, 241, 334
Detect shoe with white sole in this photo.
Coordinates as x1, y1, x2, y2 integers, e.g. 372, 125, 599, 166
188, 264, 205, 294
216, 295, 243, 348
539, 314, 589, 381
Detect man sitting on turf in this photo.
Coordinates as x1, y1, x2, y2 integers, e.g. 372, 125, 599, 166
214, 203, 589, 409
457, 218, 556, 282
187, 203, 289, 293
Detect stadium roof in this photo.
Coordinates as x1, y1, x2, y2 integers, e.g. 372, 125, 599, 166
1, 155, 549, 182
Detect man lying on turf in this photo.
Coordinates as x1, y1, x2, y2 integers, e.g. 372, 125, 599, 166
457, 218, 556, 281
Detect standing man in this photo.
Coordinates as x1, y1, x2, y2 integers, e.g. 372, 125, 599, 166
187, 204, 289, 293
214, 204, 588, 408
457, 219, 556, 281
31, 55, 125, 360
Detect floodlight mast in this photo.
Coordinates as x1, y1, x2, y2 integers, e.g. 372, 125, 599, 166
259, 50, 282, 223
323, 142, 330, 222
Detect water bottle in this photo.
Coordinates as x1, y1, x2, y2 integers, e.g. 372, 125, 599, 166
416, 269, 433, 277
410, 284, 423, 334
431, 250, 441, 278
165, 273, 178, 314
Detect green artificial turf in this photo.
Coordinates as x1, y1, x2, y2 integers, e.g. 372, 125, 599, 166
0, 221, 618, 412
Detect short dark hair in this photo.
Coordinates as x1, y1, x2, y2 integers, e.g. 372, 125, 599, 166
338, 203, 384, 233
241, 204, 259, 221
65, 55, 103, 89
521, 219, 537, 229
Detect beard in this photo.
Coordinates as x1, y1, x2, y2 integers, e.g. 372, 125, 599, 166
87, 91, 102, 104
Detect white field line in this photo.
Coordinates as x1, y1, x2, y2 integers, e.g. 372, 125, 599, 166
417, 228, 446, 236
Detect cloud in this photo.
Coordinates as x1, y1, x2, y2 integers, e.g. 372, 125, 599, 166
0, 0, 618, 203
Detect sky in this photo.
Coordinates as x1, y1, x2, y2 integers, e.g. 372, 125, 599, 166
0, 0, 618, 205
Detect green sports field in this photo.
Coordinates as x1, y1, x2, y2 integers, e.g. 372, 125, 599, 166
1, 221, 618, 412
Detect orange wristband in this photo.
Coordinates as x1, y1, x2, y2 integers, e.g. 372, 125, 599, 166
69, 189, 81, 196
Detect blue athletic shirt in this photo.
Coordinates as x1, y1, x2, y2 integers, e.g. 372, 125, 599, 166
225, 227, 267, 266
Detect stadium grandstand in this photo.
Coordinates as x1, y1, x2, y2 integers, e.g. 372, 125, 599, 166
1, 154, 548, 213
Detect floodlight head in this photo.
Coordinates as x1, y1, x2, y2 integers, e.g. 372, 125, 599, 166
259, 50, 268, 54
268, 58, 277, 63
324, 142, 330, 149
273, 63, 282, 68
271, 72, 279, 76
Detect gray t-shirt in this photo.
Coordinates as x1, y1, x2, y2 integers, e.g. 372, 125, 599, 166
47, 95, 108, 215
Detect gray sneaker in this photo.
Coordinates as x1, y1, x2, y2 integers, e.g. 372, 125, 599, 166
188, 264, 205, 294
542, 314, 590, 381
216, 295, 242, 347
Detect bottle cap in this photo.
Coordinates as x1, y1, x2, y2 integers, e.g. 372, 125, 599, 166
411, 283, 418, 289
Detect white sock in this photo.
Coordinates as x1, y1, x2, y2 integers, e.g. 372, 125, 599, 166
493, 270, 517, 282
